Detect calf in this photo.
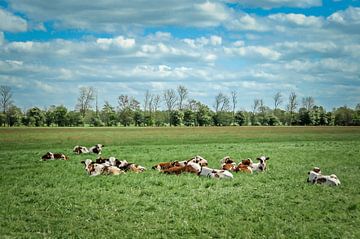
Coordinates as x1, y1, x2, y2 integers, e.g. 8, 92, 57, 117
73, 146, 89, 154
81, 159, 124, 176
41, 152, 69, 161
88, 144, 104, 155
220, 156, 237, 171
188, 155, 208, 166
161, 162, 201, 175
307, 167, 340, 186
152, 161, 178, 171
234, 158, 253, 173
250, 155, 269, 172
198, 166, 233, 179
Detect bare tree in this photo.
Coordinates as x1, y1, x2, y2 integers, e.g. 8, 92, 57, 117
76, 86, 95, 117
152, 94, 161, 115
163, 89, 178, 125
118, 95, 140, 111
144, 90, 151, 113
177, 85, 188, 111
231, 90, 237, 117
302, 96, 315, 111
273, 92, 283, 110
259, 99, 266, 116
163, 89, 178, 112
252, 99, 260, 115
214, 93, 230, 112
0, 85, 13, 114
287, 92, 298, 125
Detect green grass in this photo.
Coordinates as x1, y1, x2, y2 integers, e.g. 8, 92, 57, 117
1, 126, 360, 238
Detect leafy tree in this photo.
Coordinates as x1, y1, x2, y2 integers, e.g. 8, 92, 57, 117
44, 105, 56, 126
119, 108, 134, 126
266, 114, 280, 126
183, 109, 196, 126
234, 111, 246, 126
298, 108, 311, 125
133, 110, 144, 126
213, 112, 232, 126
6, 105, 22, 126
100, 101, 117, 126
0, 113, 6, 126
196, 103, 213, 126
26, 107, 45, 126
170, 110, 183, 126
54, 105, 68, 126
334, 106, 353, 126
67, 111, 83, 126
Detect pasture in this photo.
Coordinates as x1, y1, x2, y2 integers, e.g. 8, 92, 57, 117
1, 127, 360, 238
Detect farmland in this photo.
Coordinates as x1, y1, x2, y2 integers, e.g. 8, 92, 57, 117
1, 127, 360, 238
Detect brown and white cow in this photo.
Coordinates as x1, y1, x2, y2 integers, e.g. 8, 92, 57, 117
250, 155, 269, 172
307, 167, 340, 186
161, 162, 201, 175
220, 156, 237, 171
41, 152, 69, 161
233, 158, 253, 173
81, 159, 124, 176
73, 146, 89, 154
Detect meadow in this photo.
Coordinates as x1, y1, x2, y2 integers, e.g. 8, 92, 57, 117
1, 126, 360, 238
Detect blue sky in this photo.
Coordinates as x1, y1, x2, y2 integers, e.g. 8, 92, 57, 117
0, 0, 359, 111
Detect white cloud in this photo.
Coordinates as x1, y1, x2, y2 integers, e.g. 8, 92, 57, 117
96, 36, 135, 49
226, 0, 322, 9
0, 8, 28, 32
0, 32, 4, 45
7, 0, 231, 31
210, 35, 222, 46
327, 7, 360, 33
327, 7, 360, 25
228, 14, 268, 32
224, 45, 281, 60
268, 13, 323, 27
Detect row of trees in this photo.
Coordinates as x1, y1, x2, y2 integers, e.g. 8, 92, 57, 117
1, 85, 360, 127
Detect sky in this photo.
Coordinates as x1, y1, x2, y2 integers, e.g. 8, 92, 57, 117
0, 0, 359, 112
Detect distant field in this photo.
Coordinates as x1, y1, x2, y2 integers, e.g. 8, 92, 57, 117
1, 127, 360, 238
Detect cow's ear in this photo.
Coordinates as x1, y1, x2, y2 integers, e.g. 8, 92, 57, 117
256, 157, 261, 161
266, 157, 270, 160
81, 161, 85, 164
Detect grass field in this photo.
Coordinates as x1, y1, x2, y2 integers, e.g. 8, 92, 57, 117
1, 126, 360, 238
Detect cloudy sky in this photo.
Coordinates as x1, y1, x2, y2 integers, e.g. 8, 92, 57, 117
0, 0, 359, 111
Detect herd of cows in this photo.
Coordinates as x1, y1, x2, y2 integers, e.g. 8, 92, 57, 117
40, 143, 341, 186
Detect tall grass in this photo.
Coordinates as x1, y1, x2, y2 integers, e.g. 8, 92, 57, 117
0, 127, 359, 238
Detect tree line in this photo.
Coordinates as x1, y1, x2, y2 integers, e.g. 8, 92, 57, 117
1, 85, 359, 127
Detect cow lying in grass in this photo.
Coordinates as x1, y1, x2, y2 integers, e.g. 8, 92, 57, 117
234, 158, 253, 173
81, 157, 146, 176
155, 156, 233, 179
73, 144, 104, 155
221, 155, 269, 174
250, 156, 270, 172
41, 152, 69, 161
198, 166, 234, 179
307, 167, 341, 186
152, 155, 208, 171
220, 156, 237, 171
81, 159, 124, 176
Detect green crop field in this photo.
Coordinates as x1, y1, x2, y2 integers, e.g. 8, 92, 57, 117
1, 127, 360, 238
